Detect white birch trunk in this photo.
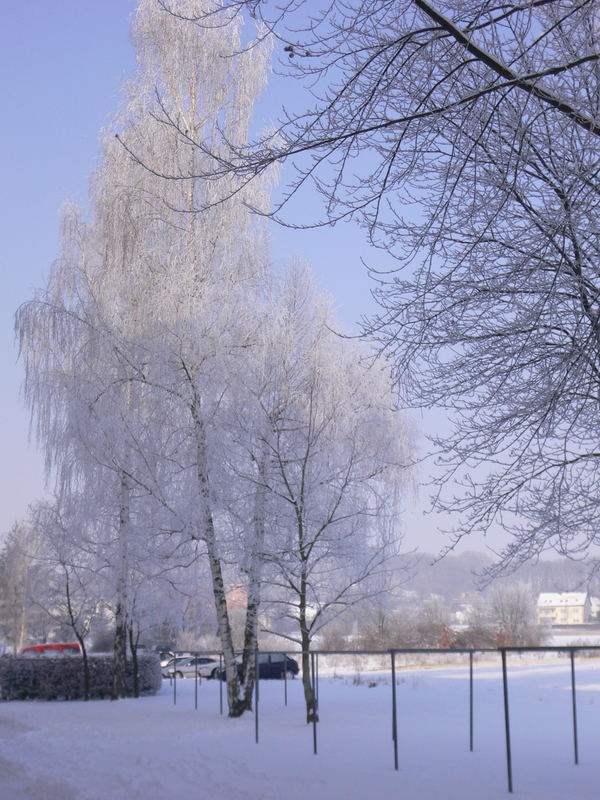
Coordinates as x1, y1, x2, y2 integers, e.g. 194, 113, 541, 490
240, 453, 267, 709
191, 398, 245, 716
112, 467, 130, 700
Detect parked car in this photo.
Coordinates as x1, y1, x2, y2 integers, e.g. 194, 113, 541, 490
258, 653, 299, 679
218, 653, 299, 680
162, 656, 190, 677
159, 652, 175, 668
163, 656, 220, 679
160, 651, 197, 668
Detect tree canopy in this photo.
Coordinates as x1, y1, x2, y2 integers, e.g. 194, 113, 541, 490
177, 0, 600, 571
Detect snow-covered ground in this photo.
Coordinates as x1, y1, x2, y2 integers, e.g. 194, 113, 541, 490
1, 657, 600, 799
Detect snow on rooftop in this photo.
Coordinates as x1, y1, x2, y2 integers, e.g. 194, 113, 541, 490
538, 592, 588, 607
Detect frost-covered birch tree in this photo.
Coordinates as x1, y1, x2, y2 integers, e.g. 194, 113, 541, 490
251, 269, 409, 722
16, 181, 177, 697
116, 0, 274, 715
27, 499, 108, 700
18, 0, 275, 715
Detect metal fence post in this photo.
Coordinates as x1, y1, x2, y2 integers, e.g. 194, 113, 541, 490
501, 649, 513, 793
219, 653, 223, 716
311, 651, 318, 755
469, 650, 473, 752
173, 662, 177, 706
570, 649, 579, 765
255, 649, 259, 744
284, 652, 288, 707
195, 656, 198, 711
391, 650, 398, 771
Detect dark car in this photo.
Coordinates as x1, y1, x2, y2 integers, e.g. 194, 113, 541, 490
219, 653, 299, 680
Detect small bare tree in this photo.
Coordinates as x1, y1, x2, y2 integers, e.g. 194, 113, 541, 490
256, 270, 410, 722
28, 501, 106, 701
490, 583, 540, 647
0, 521, 49, 654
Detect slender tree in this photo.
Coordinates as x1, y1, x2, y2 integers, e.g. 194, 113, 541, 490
254, 269, 410, 721
28, 500, 108, 701
0, 521, 49, 653
118, 0, 275, 715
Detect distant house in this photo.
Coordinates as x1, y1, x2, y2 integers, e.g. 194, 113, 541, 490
453, 602, 475, 626
537, 592, 590, 626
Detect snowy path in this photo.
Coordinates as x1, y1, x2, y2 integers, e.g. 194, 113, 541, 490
1, 661, 599, 799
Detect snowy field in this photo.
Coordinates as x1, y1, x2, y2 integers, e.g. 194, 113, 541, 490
2, 658, 600, 799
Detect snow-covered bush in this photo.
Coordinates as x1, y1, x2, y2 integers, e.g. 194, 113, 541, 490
0, 653, 161, 701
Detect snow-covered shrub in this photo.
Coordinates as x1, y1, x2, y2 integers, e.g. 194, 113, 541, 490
131, 652, 162, 695
0, 653, 161, 701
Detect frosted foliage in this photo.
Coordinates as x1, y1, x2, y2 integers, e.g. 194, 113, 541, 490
133, 0, 262, 147
236, 269, 411, 720
200, 1, 600, 568
86, 0, 272, 338
17, 0, 272, 490
259, 270, 408, 624
15, 1, 411, 716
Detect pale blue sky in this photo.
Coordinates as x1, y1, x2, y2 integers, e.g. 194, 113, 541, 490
1, 0, 136, 534
0, 1, 482, 555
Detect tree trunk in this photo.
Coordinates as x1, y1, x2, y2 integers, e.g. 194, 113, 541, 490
80, 640, 90, 701
14, 599, 26, 655
240, 462, 267, 710
299, 564, 317, 723
378, 608, 385, 640
240, 593, 258, 711
65, 570, 90, 701
301, 625, 317, 724
128, 624, 139, 699
113, 468, 130, 700
192, 403, 245, 716
113, 603, 128, 700
204, 530, 245, 715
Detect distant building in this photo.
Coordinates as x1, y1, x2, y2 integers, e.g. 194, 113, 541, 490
453, 602, 475, 625
537, 592, 590, 626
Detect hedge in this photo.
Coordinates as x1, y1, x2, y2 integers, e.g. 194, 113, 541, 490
0, 652, 161, 701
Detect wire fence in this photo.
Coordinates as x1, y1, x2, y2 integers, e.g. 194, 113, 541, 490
162, 645, 600, 794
